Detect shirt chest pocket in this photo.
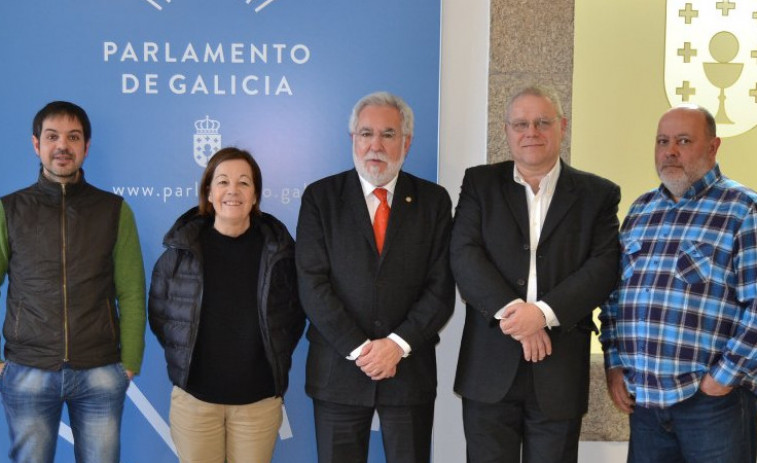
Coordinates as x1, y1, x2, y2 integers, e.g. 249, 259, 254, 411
675, 240, 715, 285
621, 240, 642, 281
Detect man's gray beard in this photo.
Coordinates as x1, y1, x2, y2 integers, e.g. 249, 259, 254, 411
353, 150, 405, 187
659, 175, 692, 198
658, 162, 711, 199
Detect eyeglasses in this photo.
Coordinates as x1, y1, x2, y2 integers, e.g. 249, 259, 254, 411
354, 129, 402, 144
506, 117, 560, 133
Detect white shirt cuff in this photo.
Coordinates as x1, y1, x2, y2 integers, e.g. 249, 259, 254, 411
388, 333, 411, 357
535, 300, 560, 327
346, 339, 370, 360
494, 298, 524, 319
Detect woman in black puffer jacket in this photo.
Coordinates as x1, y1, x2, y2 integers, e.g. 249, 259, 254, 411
148, 147, 305, 463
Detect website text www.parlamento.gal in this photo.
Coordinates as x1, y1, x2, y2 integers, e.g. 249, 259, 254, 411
112, 182, 306, 205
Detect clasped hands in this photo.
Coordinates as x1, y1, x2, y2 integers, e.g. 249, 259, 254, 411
499, 302, 552, 363
355, 338, 404, 381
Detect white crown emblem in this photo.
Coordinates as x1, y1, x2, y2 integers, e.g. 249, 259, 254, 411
664, 0, 757, 137
193, 116, 222, 168
195, 116, 221, 135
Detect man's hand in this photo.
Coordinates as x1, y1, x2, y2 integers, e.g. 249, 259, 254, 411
606, 367, 634, 414
125, 369, 135, 381
355, 338, 403, 381
499, 302, 545, 340
520, 329, 552, 362
700, 373, 732, 396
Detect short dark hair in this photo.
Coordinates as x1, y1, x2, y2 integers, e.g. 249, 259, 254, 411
702, 108, 717, 138
198, 147, 263, 217
670, 104, 717, 138
32, 101, 92, 142
695, 106, 717, 138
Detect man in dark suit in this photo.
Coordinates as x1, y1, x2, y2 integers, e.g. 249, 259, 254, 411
296, 91, 455, 463
450, 85, 620, 463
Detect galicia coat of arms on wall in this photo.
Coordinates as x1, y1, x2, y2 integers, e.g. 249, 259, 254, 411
665, 1, 757, 137
193, 115, 222, 167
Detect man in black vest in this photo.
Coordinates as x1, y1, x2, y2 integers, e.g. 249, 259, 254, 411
0, 101, 146, 463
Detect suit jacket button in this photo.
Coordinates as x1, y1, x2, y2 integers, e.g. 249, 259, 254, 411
523, 244, 530, 250
516, 279, 526, 286
374, 320, 382, 327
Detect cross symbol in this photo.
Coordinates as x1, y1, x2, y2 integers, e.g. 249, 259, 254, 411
678, 42, 697, 63
676, 81, 696, 101
716, 1, 736, 16
750, 84, 757, 103
679, 3, 699, 23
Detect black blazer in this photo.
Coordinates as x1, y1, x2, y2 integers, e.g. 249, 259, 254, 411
296, 169, 455, 407
451, 160, 620, 420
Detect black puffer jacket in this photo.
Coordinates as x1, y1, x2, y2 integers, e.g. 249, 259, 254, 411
148, 207, 305, 396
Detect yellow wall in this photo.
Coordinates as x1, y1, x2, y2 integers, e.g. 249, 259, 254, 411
572, 0, 757, 352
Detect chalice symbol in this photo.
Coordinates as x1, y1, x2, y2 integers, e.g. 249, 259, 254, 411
703, 31, 743, 124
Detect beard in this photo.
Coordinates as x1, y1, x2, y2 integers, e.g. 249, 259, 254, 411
41, 149, 82, 182
353, 149, 405, 187
657, 160, 712, 199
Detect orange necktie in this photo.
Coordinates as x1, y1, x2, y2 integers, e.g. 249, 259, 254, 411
373, 187, 390, 254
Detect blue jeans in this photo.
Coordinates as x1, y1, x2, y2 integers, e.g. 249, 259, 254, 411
628, 387, 756, 463
0, 362, 130, 463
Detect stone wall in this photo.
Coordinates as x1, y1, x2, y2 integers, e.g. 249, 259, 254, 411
582, 355, 629, 441
488, 0, 574, 163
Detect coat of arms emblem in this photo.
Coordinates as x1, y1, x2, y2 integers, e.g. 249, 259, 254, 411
193, 116, 222, 167
664, 1, 757, 137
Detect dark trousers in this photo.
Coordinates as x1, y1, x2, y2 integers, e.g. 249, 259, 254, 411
462, 360, 582, 463
628, 387, 756, 463
313, 399, 434, 463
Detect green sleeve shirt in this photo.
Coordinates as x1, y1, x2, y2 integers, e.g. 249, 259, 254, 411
113, 201, 147, 374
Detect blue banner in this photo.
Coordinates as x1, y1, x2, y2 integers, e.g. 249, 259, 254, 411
0, 1, 441, 461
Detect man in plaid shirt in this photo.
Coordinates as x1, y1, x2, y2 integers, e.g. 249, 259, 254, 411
600, 104, 757, 463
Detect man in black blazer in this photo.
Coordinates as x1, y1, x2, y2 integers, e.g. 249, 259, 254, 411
296, 91, 455, 463
450, 85, 620, 463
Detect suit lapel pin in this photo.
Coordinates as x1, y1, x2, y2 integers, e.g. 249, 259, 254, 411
405, 196, 412, 203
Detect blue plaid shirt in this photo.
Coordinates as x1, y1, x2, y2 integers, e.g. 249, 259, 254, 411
600, 164, 757, 407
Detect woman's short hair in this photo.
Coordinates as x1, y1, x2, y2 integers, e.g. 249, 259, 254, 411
198, 147, 263, 217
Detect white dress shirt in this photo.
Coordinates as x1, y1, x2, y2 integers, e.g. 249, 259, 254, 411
346, 173, 411, 360
494, 161, 561, 328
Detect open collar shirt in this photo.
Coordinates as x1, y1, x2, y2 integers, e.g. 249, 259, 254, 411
600, 164, 757, 407
495, 161, 561, 327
